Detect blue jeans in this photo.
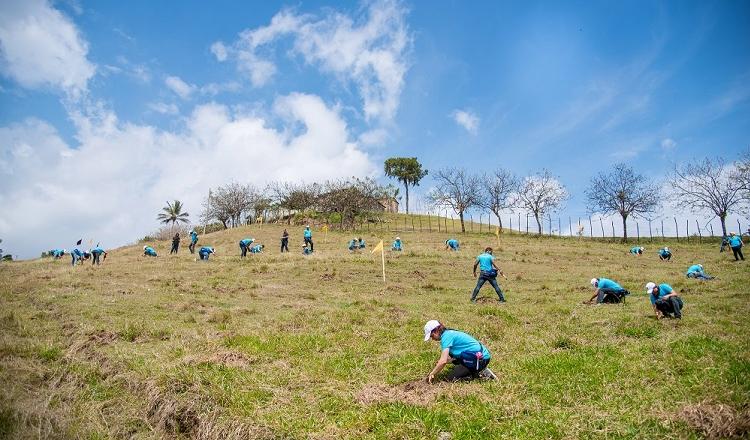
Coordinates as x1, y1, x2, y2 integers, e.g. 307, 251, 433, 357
471, 273, 505, 301
240, 244, 248, 257
687, 272, 713, 280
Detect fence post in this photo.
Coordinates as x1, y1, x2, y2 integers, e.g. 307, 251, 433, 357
470, 214, 474, 232
526, 214, 529, 234
569, 217, 573, 237
445, 212, 448, 232
451, 215, 455, 233
411, 215, 414, 231
589, 217, 594, 238
661, 220, 665, 239
636, 222, 640, 242
548, 215, 553, 235
709, 223, 714, 237
674, 217, 679, 240
695, 219, 702, 243
686, 219, 689, 243
419, 215, 422, 232
648, 219, 653, 242
600, 217, 605, 237
738, 219, 742, 234
611, 220, 615, 239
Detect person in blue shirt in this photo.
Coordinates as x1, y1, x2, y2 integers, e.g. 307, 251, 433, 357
50, 249, 66, 259
303, 226, 314, 251
302, 243, 313, 255
198, 246, 215, 261
250, 244, 264, 254
445, 239, 459, 251
471, 247, 506, 303
586, 278, 630, 304
71, 248, 84, 266
728, 233, 744, 261
347, 238, 357, 252
358, 237, 366, 249
91, 246, 107, 265
646, 282, 683, 319
658, 246, 672, 261
686, 264, 713, 280
630, 246, 644, 255
143, 246, 157, 257
239, 238, 255, 257
189, 230, 199, 254
391, 236, 402, 251
424, 320, 496, 383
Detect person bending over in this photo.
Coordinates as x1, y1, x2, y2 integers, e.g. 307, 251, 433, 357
424, 320, 497, 383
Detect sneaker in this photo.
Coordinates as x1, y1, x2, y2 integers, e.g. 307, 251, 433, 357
497, 299, 506, 303
471, 299, 477, 304
479, 368, 497, 380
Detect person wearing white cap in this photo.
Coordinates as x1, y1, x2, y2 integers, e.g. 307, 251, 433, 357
686, 264, 713, 280
646, 282, 683, 319
391, 236, 402, 251
629, 246, 644, 255
302, 243, 313, 255
423, 320, 496, 383
143, 245, 157, 257
658, 247, 672, 261
586, 277, 629, 304
303, 225, 314, 252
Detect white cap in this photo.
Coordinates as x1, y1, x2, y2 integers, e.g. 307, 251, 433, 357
664, 247, 669, 251
698, 264, 703, 269
640, 247, 644, 251
306, 225, 310, 228
645, 282, 657, 294
396, 236, 400, 240
590, 278, 598, 287
424, 320, 440, 341
143, 245, 147, 250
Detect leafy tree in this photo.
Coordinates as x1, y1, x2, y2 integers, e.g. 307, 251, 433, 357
157, 200, 190, 228
480, 168, 519, 229
585, 164, 660, 241
317, 178, 385, 229
517, 169, 568, 234
427, 168, 481, 233
384, 157, 428, 214
672, 157, 745, 236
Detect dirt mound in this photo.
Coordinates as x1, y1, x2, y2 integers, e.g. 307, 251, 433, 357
67, 330, 119, 356
207, 351, 256, 368
356, 380, 442, 406
677, 402, 750, 439
319, 273, 335, 280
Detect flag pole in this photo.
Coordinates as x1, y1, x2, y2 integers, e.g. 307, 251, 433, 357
381, 244, 386, 283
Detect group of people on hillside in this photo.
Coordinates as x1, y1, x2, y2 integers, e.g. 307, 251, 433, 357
50, 246, 108, 266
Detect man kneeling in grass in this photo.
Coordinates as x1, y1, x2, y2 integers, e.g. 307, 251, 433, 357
646, 282, 683, 319
686, 264, 713, 280
586, 277, 629, 304
424, 320, 497, 383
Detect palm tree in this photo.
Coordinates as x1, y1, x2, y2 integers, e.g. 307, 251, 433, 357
157, 200, 190, 228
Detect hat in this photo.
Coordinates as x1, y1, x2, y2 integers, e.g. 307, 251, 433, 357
698, 264, 703, 269
664, 247, 669, 251
396, 236, 400, 240
590, 278, 598, 287
640, 247, 644, 251
445, 239, 449, 244
306, 225, 310, 228
423, 320, 440, 341
143, 245, 147, 250
645, 282, 657, 294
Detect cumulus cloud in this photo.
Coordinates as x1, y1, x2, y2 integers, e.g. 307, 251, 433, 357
213, 0, 411, 121
0, 94, 376, 258
0, 0, 95, 98
165, 75, 196, 99
452, 110, 479, 135
148, 102, 179, 115
661, 138, 676, 151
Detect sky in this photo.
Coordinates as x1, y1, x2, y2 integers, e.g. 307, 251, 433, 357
1, 0, 749, 258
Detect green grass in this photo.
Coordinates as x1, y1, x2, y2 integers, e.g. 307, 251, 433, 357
0, 218, 748, 439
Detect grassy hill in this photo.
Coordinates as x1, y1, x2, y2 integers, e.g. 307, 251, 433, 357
1, 221, 748, 439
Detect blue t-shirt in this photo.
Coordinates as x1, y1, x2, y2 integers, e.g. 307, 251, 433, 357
190, 232, 198, 243
72, 249, 83, 257
686, 265, 702, 275
659, 249, 671, 257
348, 240, 357, 249
630, 247, 641, 254
199, 247, 213, 255
392, 240, 402, 250
597, 278, 623, 291
250, 245, 263, 253
144, 247, 157, 256
304, 229, 312, 239
92, 247, 105, 255
440, 329, 490, 360
303, 247, 313, 255
240, 238, 254, 247
650, 283, 674, 304
359, 240, 366, 248
447, 239, 459, 249
729, 236, 742, 247
476, 253, 494, 272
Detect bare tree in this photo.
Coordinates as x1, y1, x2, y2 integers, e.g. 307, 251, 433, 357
268, 182, 321, 223
318, 178, 385, 229
201, 182, 253, 228
737, 148, 750, 201
427, 168, 482, 233
479, 168, 519, 229
517, 169, 568, 234
585, 164, 660, 241
672, 157, 745, 236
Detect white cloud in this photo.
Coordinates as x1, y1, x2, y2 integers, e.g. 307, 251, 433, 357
661, 138, 676, 151
148, 102, 179, 115
0, 93, 377, 259
0, 0, 95, 98
165, 75, 195, 99
215, 0, 411, 121
359, 128, 389, 146
451, 110, 479, 135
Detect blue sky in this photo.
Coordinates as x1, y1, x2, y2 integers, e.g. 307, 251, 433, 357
1, 0, 748, 258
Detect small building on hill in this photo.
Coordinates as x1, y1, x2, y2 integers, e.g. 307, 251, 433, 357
377, 197, 399, 213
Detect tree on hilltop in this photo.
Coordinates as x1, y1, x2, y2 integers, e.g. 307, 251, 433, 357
384, 157, 428, 214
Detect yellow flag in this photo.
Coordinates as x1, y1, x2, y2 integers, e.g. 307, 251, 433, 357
371, 239, 384, 254
322, 225, 329, 232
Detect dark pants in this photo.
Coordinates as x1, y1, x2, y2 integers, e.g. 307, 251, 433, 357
447, 358, 491, 381
199, 252, 210, 260
732, 246, 744, 261
659, 254, 671, 261
655, 297, 684, 318
170, 243, 179, 254
92, 253, 101, 265
189, 242, 197, 254
281, 238, 289, 252
597, 288, 625, 303
471, 273, 505, 301
240, 245, 248, 257
304, 237, 313, 251
687, 272, 713, 280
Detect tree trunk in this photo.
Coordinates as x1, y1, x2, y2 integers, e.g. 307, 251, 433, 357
459, 211, 466, 232
534, 213, 542, 234
621, 214, 628, 242
720, 214, 727, 236
403, 183, 410, 214
494, 211, 503, 229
